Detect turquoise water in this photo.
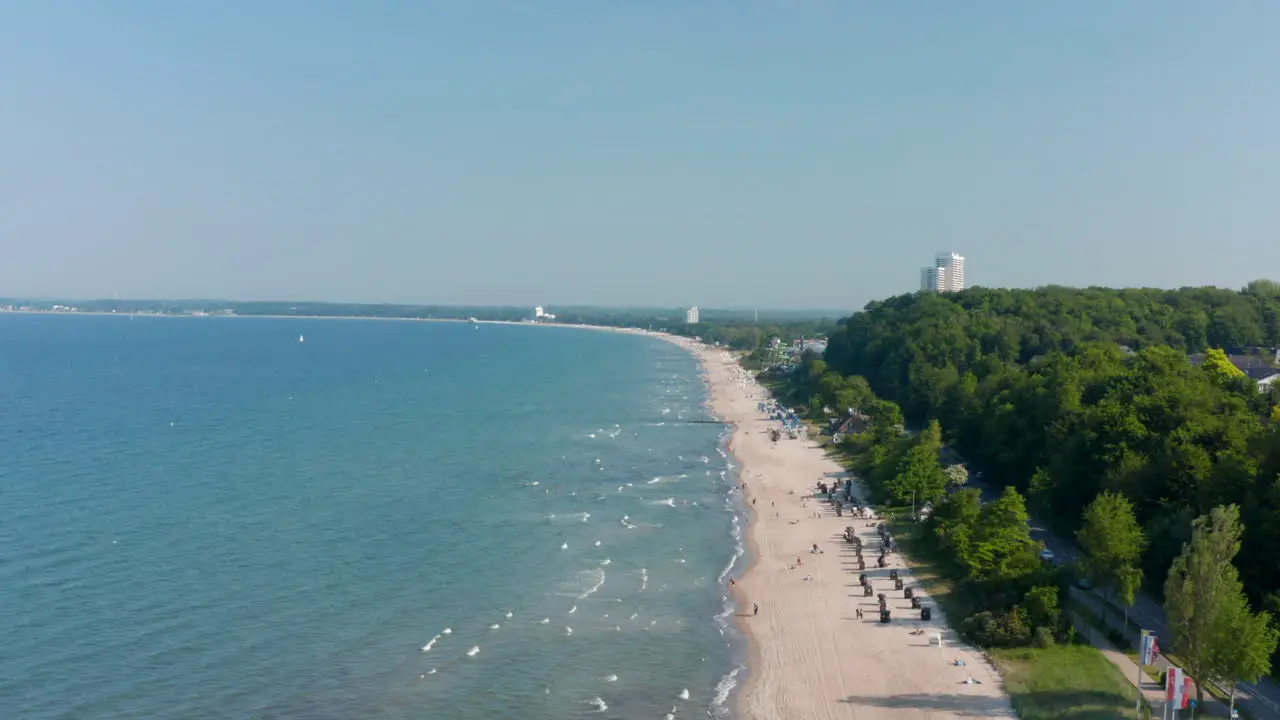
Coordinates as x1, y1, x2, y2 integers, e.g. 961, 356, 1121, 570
1, 314, 745, 719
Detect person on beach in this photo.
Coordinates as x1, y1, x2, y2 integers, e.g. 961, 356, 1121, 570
753, 603, 759, 616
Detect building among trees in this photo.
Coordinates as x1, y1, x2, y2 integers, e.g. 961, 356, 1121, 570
920, 252, 966, 293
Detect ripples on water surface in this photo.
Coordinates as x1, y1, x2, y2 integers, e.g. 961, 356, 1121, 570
0, 315, 745, 719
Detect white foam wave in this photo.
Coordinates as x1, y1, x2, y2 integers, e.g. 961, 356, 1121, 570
441, 628, 452, 635
604, 673, 618, 682
678, 688, 690, 700
714, 597, 733, 636
717, 514, 744, 585
489, 623, 500, 630
639, 568, 648, 592
600, 558, 611, 566
420, 634, 441, 652
710, 665, 745, 716
466, 645, 480, 657
568, 605, 577, 615
577, 568, 606, 599
586, 696, 606, 712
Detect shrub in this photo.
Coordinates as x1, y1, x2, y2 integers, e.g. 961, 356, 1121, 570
968, 608, 1033, 647
1034, 626, 1056, 648
1022, 585, 1062, 631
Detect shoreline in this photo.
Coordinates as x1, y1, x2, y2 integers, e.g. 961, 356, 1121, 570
658, 335, 1015, 720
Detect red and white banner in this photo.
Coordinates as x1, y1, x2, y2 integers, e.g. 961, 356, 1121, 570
1142, 631, 1161, 666
1166, 666, 1192, 709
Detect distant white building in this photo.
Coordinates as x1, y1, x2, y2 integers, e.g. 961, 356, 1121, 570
685, 306, 700, 325
920, 252, 965, 293
533, 306, 556, 322
535, 306, 544, 318
921, 266, 947, 293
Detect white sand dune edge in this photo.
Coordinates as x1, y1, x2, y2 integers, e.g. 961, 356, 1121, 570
635, 331, 1016, 720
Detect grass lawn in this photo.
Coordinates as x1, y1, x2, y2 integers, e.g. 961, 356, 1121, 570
883, 511, 1146, 720
991, 646, 1139, 720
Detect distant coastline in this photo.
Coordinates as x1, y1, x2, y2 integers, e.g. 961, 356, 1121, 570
1, 299, 840, 357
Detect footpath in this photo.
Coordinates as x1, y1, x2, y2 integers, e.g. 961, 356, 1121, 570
1070, 591, 1233, 718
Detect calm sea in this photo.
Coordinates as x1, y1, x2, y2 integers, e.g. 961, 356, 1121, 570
0, 314, 746, 720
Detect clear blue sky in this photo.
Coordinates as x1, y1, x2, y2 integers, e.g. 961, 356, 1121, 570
1, 2, 1277, 310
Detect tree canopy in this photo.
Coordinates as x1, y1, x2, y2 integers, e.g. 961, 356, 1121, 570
819, 284, 1280, 605
1165, 506, 1280, 706
1076, 491, 1146, 624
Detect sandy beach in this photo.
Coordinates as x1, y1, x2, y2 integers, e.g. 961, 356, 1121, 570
656, 335, 1015, 720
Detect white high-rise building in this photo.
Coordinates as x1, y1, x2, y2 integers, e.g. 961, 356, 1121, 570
685, 306, 700, 325
936, 252, 965, 291
920, 266, 947, 292
920, 252, 965, 293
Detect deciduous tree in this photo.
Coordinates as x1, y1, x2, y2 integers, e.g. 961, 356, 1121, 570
1076, 491, 1146, 628
961, 487, 1039, 583
888, 420, 948, 512
1201, 347, 1246, 385
1212, 590, 1280, 716
1164, 505, 1265, 706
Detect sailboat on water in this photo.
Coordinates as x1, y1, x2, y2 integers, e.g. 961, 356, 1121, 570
298, 334, 305, 344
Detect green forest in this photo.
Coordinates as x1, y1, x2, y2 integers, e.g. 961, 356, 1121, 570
781, 282, 1280, 701
819, 282, 1280, 600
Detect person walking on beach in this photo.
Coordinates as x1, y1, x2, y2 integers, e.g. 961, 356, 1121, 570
753, 603, 759, 616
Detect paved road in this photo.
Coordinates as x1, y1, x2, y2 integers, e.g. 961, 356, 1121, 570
967, 479, 1279, 717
